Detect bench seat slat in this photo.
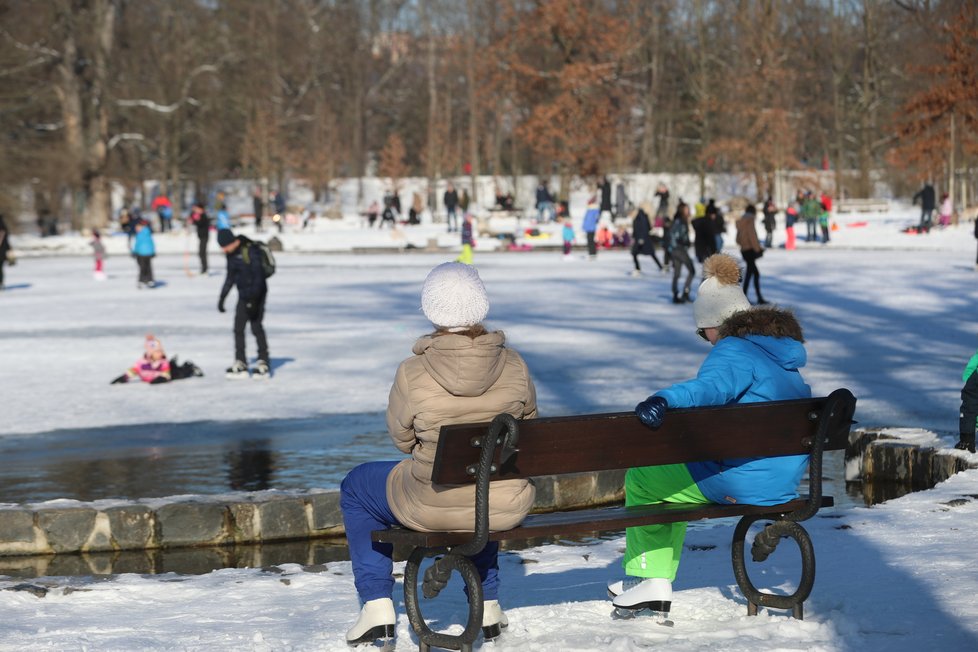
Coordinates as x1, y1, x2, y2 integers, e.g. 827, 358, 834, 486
371, 496, 833, 548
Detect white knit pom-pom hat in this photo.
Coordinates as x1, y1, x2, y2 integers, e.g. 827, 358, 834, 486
693, 254, 751, 329
421, 262, 490, 331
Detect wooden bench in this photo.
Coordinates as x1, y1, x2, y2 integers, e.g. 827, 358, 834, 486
372, 388, 857, 652
835, 198, 890, 214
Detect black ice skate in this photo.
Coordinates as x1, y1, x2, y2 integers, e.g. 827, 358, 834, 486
226, 360, 249, 379
251, 360, 270, 379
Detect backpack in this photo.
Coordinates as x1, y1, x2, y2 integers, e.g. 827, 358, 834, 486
244, 241, 276, 278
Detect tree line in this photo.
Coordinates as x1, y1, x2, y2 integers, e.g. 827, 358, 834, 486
0, 0, 974, 230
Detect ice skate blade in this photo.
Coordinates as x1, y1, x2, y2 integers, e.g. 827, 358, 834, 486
612, 606, 674, 626
346, 623, 395, 647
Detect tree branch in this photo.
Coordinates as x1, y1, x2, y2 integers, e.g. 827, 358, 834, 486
108, 133, 145, 150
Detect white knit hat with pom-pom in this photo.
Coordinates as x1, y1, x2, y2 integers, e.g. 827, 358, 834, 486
421, 262, 490, 331
693, 254, 751, 329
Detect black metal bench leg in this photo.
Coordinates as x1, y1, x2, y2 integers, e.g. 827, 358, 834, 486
731, 515, 815, 620
403, 547, 484, 651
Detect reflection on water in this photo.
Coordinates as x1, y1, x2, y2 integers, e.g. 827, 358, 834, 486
0, 414, 392, 504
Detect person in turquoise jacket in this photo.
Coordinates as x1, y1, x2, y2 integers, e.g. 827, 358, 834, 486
957, 349, 978, 453
131, 219, 157, 288
609, 253, 811, 622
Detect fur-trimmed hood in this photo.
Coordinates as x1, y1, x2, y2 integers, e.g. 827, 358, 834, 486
717, 306, 804, 342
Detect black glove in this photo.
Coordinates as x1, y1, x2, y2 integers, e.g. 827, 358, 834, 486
110, 374, 128, 385
635, 396, 668, 428
218, 300, 225, 313
150, 376, 169, 385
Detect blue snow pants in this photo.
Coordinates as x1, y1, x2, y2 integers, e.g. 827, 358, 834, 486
340, 461, 500, 603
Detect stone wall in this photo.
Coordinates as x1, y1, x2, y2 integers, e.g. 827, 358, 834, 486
846, 428, 974, 499
0, 471, 626, 560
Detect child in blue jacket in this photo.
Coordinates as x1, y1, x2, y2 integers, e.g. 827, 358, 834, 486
131, 219, 156, 288
610, 253, 811, 622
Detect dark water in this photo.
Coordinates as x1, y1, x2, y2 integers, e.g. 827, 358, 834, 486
0, 414, 392, 504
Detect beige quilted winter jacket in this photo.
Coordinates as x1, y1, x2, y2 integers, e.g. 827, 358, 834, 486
385, 330, 537, 532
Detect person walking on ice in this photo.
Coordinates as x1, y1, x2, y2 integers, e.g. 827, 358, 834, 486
217, 229, 271, 379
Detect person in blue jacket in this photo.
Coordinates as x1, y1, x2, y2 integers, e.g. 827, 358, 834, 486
131, 219, 157, 288
609, 253, 811, 621
582, 198, 601, 259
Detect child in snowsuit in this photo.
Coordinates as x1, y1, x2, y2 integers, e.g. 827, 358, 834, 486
110, 335, 203, 384
340, 262, 537, 647
957, 349, 978, 453
562, 219, 575, 256
611, 254, 811, 622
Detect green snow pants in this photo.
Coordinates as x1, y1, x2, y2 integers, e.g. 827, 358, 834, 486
623, 463, 709, 581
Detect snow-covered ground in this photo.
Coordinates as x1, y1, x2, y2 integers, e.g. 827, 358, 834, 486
1, 205, 977, 650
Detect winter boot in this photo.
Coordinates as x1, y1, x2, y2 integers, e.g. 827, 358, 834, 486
346, 597, 396, 646
955, 435, 976, 454
681, 289, 691, 304
482, 599, 509, 641
251, 360, 270, 380
226, 360, 249, 380
611, 577, 673, 625
672, 293, 684, 304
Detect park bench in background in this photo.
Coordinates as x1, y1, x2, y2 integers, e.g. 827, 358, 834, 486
373, 388, 858, 652
835, 198, 890, 214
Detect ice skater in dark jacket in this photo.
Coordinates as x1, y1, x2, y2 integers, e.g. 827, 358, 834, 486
217, 229, 270, 379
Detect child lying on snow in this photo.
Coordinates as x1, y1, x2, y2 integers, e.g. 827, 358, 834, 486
110, 334, 203, 384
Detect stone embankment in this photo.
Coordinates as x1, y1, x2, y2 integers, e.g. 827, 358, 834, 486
0, 471, 626, 573
846, 428, 975, 493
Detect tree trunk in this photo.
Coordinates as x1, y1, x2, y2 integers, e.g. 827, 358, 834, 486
423, 0, 438, 213
466, 0, 480, 204
54, 0, 116, 230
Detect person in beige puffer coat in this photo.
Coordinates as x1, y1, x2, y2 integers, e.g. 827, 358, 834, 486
341, 262, 537, 647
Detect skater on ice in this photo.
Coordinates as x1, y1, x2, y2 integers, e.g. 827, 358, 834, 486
217, 229, 271, 379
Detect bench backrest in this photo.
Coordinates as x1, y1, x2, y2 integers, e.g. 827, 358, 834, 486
432, 392, 856, 485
